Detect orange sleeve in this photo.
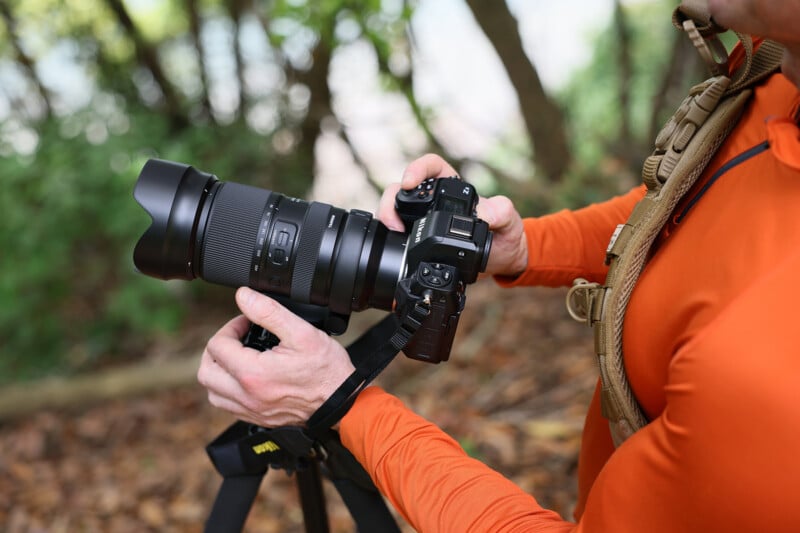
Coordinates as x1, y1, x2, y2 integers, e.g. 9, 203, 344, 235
340, 387, 574, 533
495, 186, 646, 288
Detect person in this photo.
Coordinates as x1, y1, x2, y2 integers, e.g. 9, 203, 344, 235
197, 1, 800, 530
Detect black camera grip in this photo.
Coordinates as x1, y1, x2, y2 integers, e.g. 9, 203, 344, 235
241, 322, 281, 351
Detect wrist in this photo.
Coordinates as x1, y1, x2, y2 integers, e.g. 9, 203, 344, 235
499, 232, 529, 279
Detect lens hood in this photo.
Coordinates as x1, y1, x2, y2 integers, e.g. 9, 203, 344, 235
133, 159, 217, 280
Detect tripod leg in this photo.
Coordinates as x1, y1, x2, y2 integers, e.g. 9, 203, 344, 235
296, 461, 330, 533
204, 474, 264, 533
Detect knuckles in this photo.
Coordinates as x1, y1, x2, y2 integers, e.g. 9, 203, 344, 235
490, 195, 515, 217
238, 371, 268, 398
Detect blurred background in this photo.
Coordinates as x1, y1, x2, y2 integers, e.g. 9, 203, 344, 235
0, 0, 708, 530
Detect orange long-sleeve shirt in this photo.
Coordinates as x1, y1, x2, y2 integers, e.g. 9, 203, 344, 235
340, 72, 800, 532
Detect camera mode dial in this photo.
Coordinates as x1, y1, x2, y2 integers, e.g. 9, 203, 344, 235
395, 176, 464, 231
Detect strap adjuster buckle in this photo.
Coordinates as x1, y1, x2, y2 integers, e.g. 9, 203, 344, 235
566, 278, 605, 325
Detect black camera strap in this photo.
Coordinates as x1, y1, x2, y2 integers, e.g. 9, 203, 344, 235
204, 302, 430, 533
307, 299, 431, 436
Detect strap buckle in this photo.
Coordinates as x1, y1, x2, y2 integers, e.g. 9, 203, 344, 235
566, 278, 605, 326
682, 18, 729, 76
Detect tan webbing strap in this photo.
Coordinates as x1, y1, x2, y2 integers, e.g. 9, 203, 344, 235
672, 1, 785, 90
566, 6, 785, 447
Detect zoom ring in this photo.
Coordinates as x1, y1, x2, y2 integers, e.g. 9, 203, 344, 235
202, 182, 272, 288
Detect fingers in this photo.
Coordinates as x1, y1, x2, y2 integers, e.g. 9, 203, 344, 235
197, 343, 247, 404
473, 194, 528, 277
378, 154, 459, 231
214, 313, 252, 344
378, 182, 405, 231
400, 153, 459, 188
199, 314, 258, 386
197, 288, 358, 428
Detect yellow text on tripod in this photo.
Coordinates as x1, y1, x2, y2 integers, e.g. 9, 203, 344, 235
252, 440, 281, 454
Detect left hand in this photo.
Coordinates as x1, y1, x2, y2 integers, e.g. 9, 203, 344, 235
197, 287, 356, 427
378, 154, 528, 278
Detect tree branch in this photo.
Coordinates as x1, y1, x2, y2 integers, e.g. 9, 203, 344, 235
463, 0, 571, 183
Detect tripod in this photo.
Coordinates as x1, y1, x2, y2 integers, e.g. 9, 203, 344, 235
204, 419, 400, 532
202, 304, 425, 533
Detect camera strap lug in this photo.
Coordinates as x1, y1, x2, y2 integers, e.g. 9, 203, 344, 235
306, 300, 431, 436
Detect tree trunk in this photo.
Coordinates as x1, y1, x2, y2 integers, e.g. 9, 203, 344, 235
225, 0, 248, 120
185, 0, 214, 122
607, 0, 648, 172
0, 310, 383, 421
0, 356, 199, 421
293, 33, 334, 190
613, 0, 633, 151
104, 0, 187, 128
0, 1, 52, 120
464, 0, 571, 183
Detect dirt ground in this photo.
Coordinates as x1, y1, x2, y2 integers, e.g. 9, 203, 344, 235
0, 281, 598, 532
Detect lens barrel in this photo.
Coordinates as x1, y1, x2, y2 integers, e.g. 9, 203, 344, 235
133, 159, 405, 314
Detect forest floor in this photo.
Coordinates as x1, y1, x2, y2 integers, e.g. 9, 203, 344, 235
0, 281, 598, 532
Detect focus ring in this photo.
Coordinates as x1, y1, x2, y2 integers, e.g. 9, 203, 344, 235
291, 202, 330, 303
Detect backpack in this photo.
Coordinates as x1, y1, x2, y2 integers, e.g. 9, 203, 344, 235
565, 1, 785, 446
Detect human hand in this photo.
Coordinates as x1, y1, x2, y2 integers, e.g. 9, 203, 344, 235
197, 287, 355, 428
378, 153, 528, 278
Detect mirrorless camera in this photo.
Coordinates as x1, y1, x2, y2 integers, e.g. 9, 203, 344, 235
132, 159, 492, 363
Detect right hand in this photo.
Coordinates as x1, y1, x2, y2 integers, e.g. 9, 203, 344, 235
197, 287, 355, 429
377, 153, 528, 278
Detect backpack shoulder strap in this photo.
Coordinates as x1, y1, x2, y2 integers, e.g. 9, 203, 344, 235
566, 4, 784, 447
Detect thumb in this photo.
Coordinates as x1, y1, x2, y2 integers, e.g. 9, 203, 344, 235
476, 195, 514, 231
475, 197, 497, 227
235, 287, 309, 349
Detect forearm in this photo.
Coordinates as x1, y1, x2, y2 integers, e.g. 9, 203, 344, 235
340, 387, 573, 532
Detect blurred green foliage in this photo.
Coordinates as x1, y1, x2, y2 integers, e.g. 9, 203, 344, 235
458, 1, 702, 217
0, 105, 279, 381
0, 0, 413, 383
553, 1, 703, 210
0, 0, 695, 383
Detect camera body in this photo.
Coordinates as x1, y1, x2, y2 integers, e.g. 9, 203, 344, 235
132, 160, 491, 364
393, 177, 490, 362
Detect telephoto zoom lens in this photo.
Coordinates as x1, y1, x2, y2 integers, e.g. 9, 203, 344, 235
133, 159, 407, 315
